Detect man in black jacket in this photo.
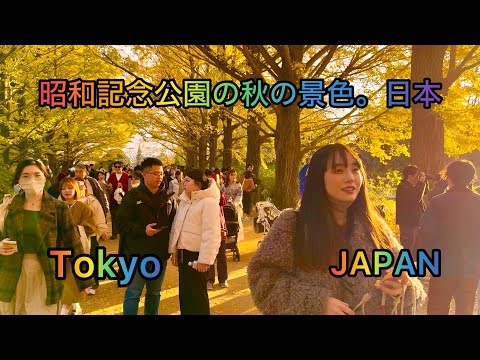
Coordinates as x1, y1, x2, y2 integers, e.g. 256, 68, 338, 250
417, 160, 480, 314
395, 164, 427, 252
116, 157, 175, 315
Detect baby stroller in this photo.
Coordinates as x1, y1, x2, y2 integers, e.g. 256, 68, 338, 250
222, 202, 241, 261
253, 201, 281, 248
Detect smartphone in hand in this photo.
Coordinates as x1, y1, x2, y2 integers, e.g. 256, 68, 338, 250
154, 224, 169, 231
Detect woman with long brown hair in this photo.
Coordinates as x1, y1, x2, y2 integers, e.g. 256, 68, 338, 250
221, 168, 244, 241
248, 143, 427, 315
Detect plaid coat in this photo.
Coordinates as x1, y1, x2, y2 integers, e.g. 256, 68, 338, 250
0, 191, 94, 305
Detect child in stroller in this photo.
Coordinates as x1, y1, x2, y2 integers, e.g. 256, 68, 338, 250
222, 201, 241, 261
253, 201, 281, 248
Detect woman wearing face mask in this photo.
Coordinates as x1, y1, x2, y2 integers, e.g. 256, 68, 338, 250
58, 177, 96, 314
0, 159, 94, 315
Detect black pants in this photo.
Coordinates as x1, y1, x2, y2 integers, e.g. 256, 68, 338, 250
90, 236, 99, 288
207, 240, 227, 284
399, 225, 418, 252
110, 203, 119, 236
242, 191, 253, 215
178, 249, 210, 315
428, 276, 479, 315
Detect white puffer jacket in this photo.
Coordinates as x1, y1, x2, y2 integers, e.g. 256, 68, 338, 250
169, 179, 221, 265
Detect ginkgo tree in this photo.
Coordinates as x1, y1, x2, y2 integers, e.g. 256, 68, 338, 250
0, 45, 138, 193
101, 45, 262, 169
189, 45, 414, 209
411, 45, 480, 176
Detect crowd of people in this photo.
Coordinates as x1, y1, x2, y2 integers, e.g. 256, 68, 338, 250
0, 156, 262, 315
0, 145, 478, 315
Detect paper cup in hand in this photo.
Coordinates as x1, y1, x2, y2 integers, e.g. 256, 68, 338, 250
3, 240, 18, 252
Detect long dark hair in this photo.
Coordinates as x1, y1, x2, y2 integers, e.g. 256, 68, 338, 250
295, 143, 392, 270
225, 169, 237, 187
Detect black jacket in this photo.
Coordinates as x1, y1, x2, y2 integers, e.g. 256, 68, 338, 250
417, 187, 480, 278
116, 181, 175, 260
395, 179, 426, 227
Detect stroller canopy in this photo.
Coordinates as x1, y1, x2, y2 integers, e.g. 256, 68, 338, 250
255, 201, 281, 232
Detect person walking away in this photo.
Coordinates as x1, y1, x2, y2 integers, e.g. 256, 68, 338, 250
395, 165, 427, 252
417, 160, 480, 315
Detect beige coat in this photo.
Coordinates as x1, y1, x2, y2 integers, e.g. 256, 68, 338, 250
80, 195, 108, 239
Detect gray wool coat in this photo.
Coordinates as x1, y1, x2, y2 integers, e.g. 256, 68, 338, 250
247, 209, 427, 315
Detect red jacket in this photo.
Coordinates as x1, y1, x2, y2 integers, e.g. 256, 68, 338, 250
107, 172, 130, 205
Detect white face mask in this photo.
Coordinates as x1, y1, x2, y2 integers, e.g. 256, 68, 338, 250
19, 178, 45, 196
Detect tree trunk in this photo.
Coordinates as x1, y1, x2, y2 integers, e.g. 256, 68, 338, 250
246, 110, 261, 174
0, 53, 10, 164
222, 112, 233, 168
185, 132, 197, 168
272, 46, 304, 210
209, 112, 218, 168
60, 159, 70, 174
198, 113, 207, 170
274, 106, 301, 210
66, 139, 71, 169
410, 45, 448, 176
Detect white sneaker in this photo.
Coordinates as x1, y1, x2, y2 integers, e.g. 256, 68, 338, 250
207, 282, 213, 290
88, 288, 96, 295
72, 303, 83, 315
220, 281, 229, 288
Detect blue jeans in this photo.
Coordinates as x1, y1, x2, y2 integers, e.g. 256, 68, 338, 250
123, 261, 167, 315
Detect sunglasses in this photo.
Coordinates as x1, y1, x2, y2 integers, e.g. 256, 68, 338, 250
114, 166, 122, 168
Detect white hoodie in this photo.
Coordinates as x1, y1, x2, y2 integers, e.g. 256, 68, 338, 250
169, 178, 221, 265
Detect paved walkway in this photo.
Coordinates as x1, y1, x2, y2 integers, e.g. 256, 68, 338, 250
79, 218, 468, 315
81, 218, 264, 315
